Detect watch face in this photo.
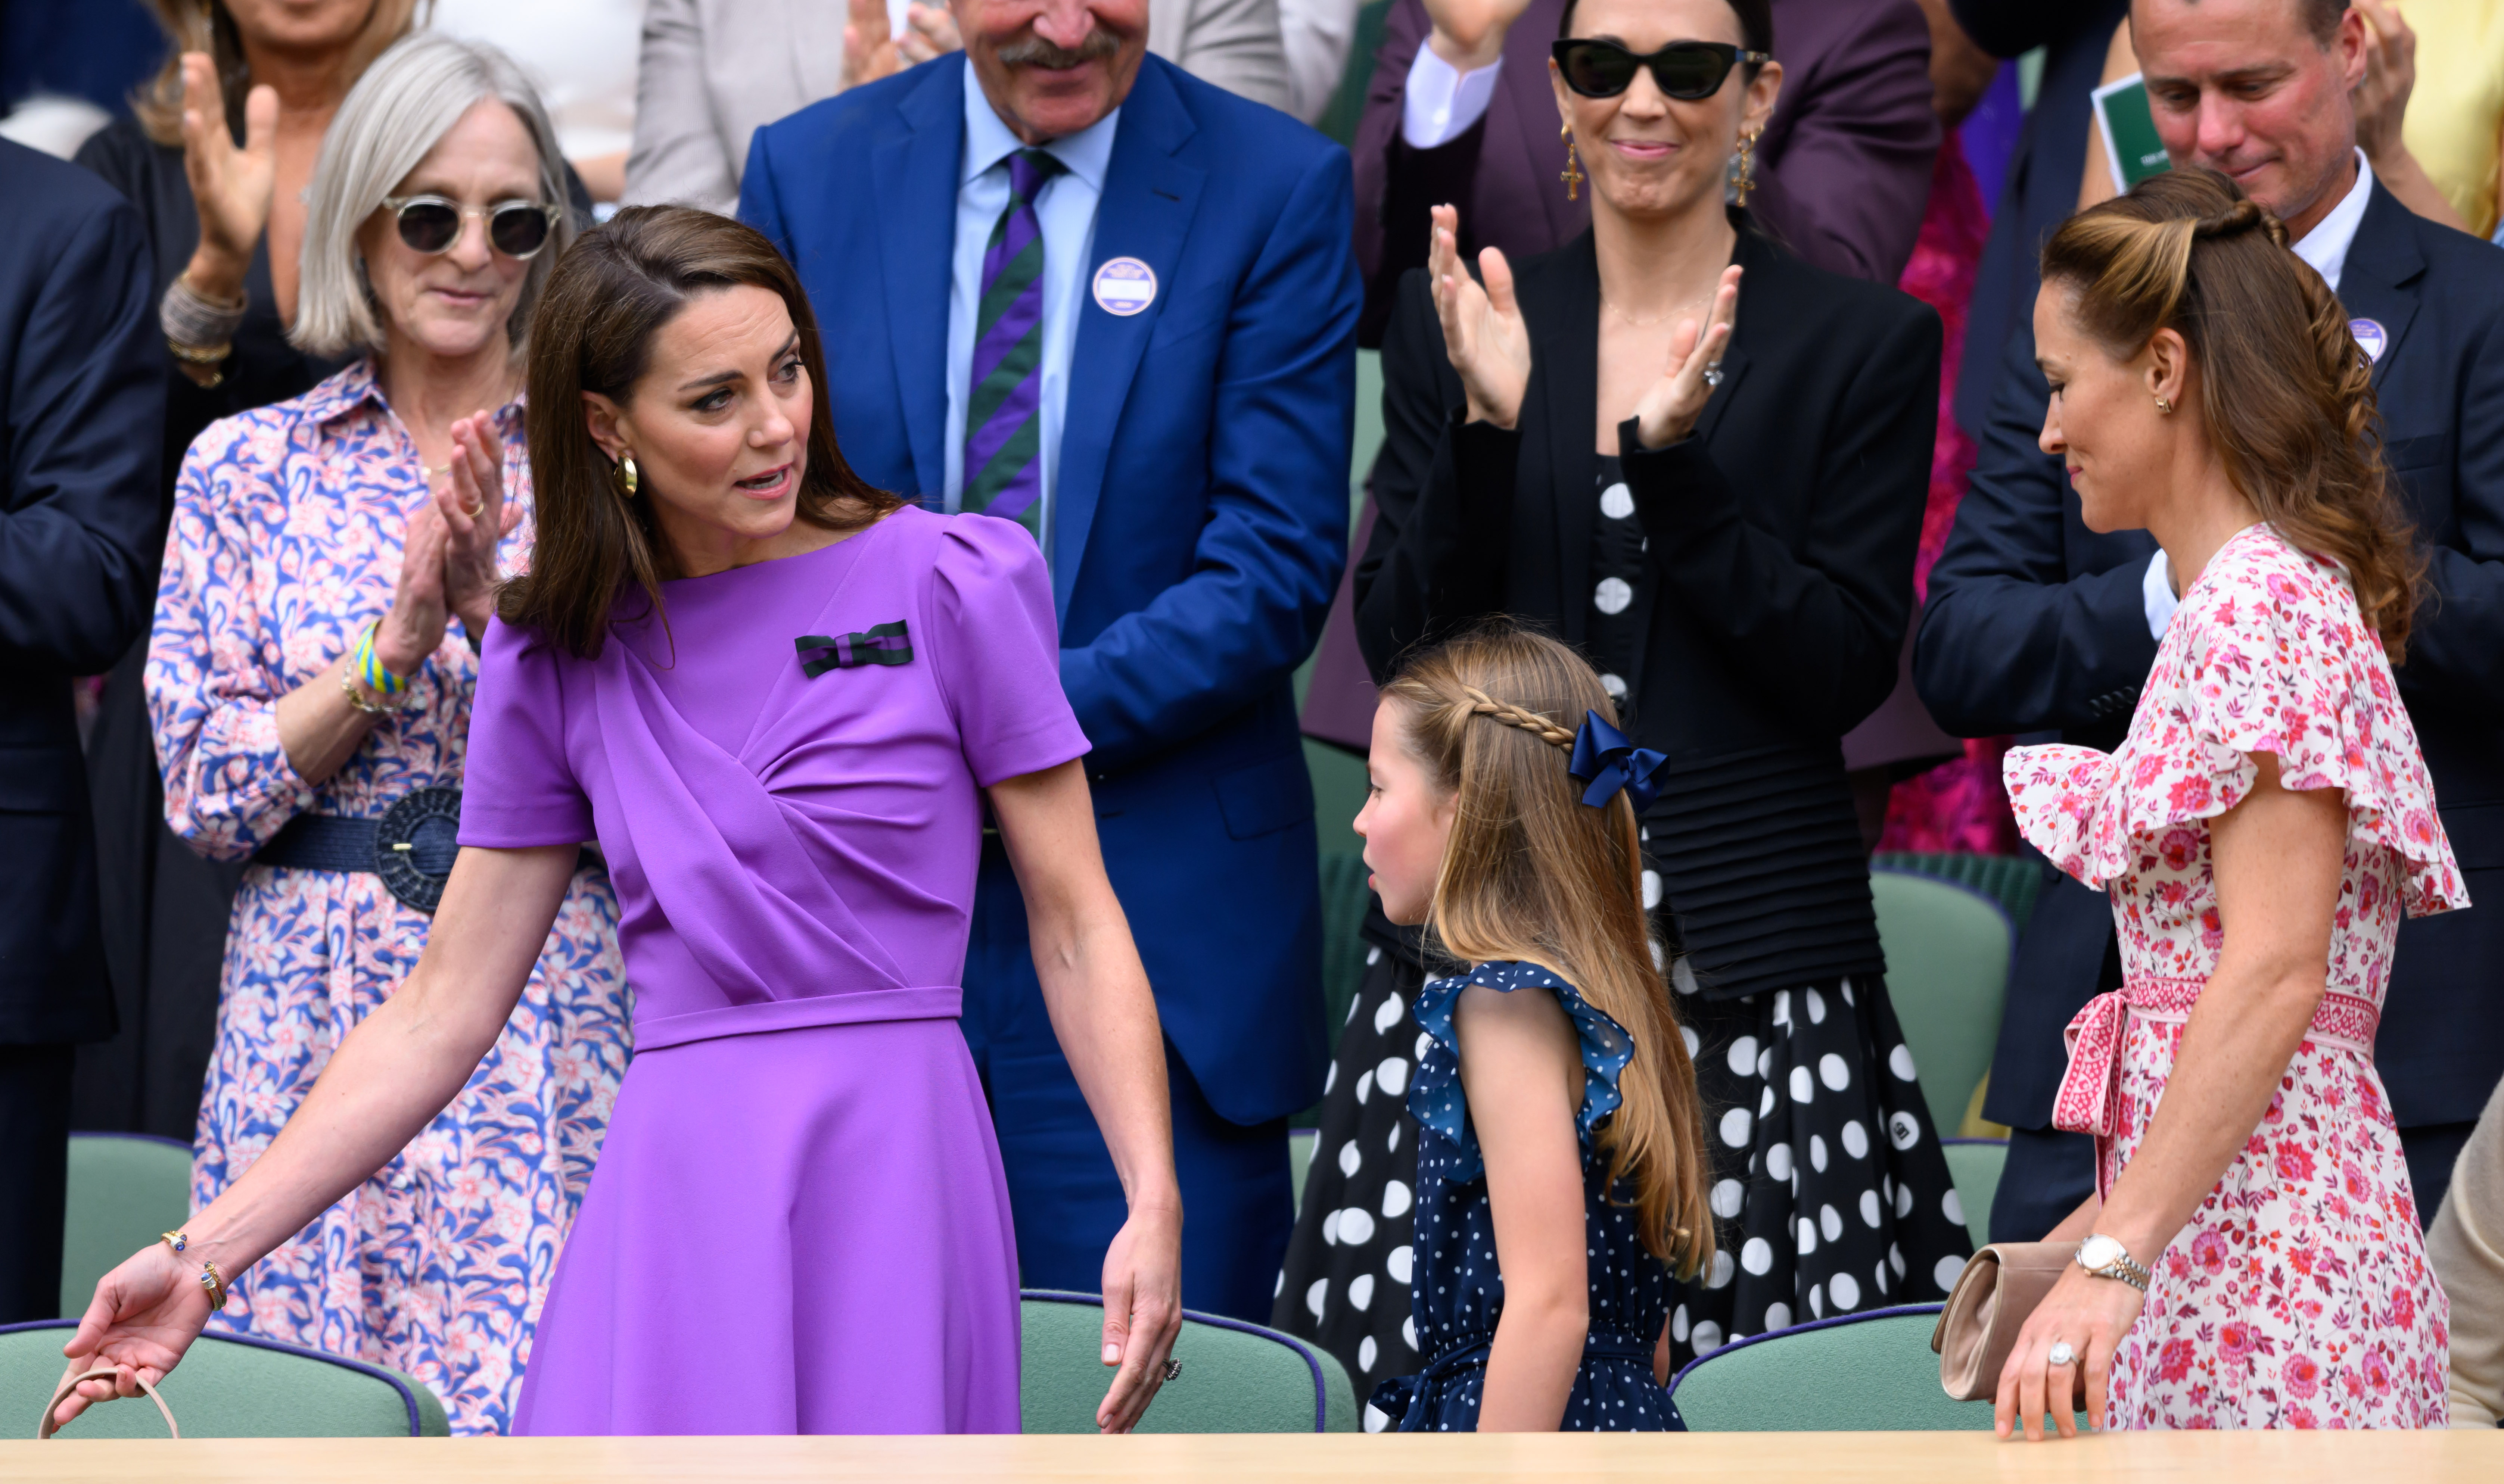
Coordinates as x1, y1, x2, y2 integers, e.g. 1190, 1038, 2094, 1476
2078, 1235, 2123, 1270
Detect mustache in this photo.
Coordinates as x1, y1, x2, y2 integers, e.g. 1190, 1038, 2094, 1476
996, 28, 1121, 67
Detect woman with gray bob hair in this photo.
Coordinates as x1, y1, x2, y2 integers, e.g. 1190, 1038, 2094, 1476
293, 32, 575, 357
119, 29, 632, 1435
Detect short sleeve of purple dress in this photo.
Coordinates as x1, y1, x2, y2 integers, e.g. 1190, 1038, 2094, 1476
461, 508, 1088, 1435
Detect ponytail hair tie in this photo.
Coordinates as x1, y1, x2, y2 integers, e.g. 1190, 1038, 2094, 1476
1567, 711, 1667, 813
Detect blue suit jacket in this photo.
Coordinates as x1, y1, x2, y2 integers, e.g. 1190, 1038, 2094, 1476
741, 55, 1358, 1125
0, 140, 162, 1044
1915, 178, 2504, 1134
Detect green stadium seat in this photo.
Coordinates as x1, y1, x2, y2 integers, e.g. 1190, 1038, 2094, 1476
1019, 1290, 1358, 1432
1289, 1127, 1319, 1216
1, 1320, 449, 1437
1870, 869, 2014, 1139
1668, 1304, 1990, 1430
1871, 850, 2045, 936
1940, 1139, 2007, 1251
57, 1132, 193, 1320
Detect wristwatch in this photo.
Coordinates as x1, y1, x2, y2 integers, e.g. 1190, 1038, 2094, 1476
2076, 1233, 2152, 1292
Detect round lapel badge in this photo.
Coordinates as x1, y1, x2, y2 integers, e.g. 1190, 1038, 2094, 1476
1092, 256, 1157, 317
2350, 317, 2388, 363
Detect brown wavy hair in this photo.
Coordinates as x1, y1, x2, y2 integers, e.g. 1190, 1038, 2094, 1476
1381, 623, 1713, 1275
500, 206, 902, 658
136, 0, 421, 146
2040, 167, 2422, 662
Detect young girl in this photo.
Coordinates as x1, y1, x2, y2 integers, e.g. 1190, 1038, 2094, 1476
1357, 624, 1715, 1432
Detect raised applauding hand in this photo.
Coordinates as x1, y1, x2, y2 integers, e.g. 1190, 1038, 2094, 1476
1420, 0, 1538, 69
177, 51, 278, 297
435, 411, 522, 636
1629, 265, 1741, 450
1429, 204, 1532, 430
845, 0, 963, 88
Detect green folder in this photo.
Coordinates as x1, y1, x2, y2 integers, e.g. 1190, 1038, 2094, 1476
2093, 73, 2174, 191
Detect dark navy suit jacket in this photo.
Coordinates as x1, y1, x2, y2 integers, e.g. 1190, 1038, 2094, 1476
0, 140, 163, 1045
1916, 178, 2504, 1134
740, 55, 1358, 1125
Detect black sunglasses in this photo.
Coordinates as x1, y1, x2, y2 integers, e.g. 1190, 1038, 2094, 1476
1550, 39, 1770, 100
380, 195, 563, 259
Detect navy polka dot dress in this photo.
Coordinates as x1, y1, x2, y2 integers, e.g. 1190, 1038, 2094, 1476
1365, 960, 1685, 1432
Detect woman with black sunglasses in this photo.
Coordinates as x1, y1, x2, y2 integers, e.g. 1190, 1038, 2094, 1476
120, 32, 631, 1435
1349, 0, 1971, 1386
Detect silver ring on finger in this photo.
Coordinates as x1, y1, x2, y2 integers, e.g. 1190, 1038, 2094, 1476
2047, 1341, 2077, 1368
1702, 364, 1725, 387
1161, 1357, 1182, 1382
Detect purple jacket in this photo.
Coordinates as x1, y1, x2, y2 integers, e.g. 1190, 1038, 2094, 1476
1350, 0, 1940, 341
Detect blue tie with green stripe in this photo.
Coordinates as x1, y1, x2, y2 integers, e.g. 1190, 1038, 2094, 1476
963, 147, 1066, 535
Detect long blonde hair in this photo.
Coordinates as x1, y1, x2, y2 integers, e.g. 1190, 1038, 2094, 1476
2040, 167, 2423, 661
1382, 624, 1714, 1276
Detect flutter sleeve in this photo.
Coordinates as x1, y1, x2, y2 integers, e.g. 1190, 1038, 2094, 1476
1408, 960, 1637, 1184
2004, 531, 2466, 916
144, 418, 314, 861
924, 515, 1092, 787
457, 616, 592, 848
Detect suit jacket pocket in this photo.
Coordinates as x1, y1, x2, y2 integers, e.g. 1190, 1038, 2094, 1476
1213, 755, 1315, 841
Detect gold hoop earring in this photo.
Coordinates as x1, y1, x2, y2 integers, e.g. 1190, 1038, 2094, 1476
614, 450, 639, 496
1732, 129, 1760, 210
2154, 396, 2173, 415
1560, 123, 1584, 202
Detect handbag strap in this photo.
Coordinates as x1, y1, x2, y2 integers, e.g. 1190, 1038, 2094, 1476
37, 1366, 180, 1440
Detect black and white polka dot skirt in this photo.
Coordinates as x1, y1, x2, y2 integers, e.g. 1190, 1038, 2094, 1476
1271, 939, 1430, 1406
1661, 975, 1974, 1371
1275, 951, 1973, 1399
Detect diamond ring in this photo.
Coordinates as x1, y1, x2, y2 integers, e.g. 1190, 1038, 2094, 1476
1161, 1357, 1182, 1382
2047, 1341, 2077, 1368
1702, 365, 1725, 387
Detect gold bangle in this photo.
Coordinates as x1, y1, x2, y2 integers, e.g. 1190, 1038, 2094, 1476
198, 1259, 228, 1312
165, 336, 233, 365
161, 1229, 189, 1255
339, 662, 401, 716
175, 269, 248, 314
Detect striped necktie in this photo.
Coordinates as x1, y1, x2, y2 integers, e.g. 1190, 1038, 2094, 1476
964, 147, 1067, 535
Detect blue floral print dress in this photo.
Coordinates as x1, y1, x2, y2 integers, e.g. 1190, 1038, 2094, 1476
146, 361, 632, 1434
1367, 960, 1686, 1431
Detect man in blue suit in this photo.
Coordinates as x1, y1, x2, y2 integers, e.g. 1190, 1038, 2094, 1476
1917, 0, 2504, 1244
741, 0, 1356, 1321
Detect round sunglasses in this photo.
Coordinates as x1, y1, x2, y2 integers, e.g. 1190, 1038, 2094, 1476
380, 195, 563, 260
1550, 39, 1772, 101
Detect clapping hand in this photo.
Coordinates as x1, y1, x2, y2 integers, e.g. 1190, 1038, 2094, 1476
1421, 0, 1538, 69
2351, 0, 2419, 165
1428, 204, 1532, 431
1630, 265, 1741, 450
898, 3, 963, 65
847, 0, 964, 85
436, 411, 521, 643
178, 52, 277, 297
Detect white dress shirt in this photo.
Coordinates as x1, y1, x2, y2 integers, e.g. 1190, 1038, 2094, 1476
942, 60, 1121, 566
2141, 150, 2377, 638
1401, 44, 1504, 149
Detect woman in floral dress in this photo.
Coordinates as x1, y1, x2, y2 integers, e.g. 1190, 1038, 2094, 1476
144, 37, 628, 1433
1991, 169, 2457, 1435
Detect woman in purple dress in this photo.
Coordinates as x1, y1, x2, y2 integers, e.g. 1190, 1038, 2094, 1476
56, 207, 1186, 1435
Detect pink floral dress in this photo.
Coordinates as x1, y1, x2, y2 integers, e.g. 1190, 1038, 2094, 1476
146, 361, 633, 1434
2001, 522, 2462, 1430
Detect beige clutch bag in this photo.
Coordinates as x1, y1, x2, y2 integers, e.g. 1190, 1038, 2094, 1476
1931, 1241, 2081, 1402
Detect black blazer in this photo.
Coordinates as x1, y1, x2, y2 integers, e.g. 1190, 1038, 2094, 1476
1356, 222, 1941, 999
0, 140, 164, 1045
1916, 177, 2504, 1133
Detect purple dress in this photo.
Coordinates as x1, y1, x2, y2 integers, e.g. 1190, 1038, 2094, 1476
458, 508, 1090, 1434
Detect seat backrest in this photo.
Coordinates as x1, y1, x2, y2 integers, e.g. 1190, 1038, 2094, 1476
1870, 870, 2013, 1137
1019, 1291, 1358, 1433
0, 1321, 449, 1438
1668, 1305, 1989, 1430
1940, 1138, 2007, 1252
57, 1133, 194, 1319
1289, 1127, 1319, 1216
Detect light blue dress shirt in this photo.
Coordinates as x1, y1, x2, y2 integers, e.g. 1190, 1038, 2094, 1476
943, 59, 1121, 567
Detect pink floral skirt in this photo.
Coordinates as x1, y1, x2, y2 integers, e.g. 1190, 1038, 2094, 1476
2104, 1019, 2448, 1428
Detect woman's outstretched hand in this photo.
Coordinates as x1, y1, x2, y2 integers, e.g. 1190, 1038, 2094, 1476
50, 1243, 219, 1430
436, 411, 522, 643
1631, 265, 1742, 450
177, 52, 278, 303
1429, 205, 1531, 431
1093, 1198, 1184, 1434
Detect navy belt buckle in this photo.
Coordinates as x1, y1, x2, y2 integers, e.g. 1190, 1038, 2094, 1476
374, 786, 463, 914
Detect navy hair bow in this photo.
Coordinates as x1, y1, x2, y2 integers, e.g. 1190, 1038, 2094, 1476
1566, 711, 1667, 814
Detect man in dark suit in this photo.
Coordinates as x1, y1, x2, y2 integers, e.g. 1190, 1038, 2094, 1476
741, 0, 1356, 1321
1917, 0, 2504, 1242
0, 138, 164, 1323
